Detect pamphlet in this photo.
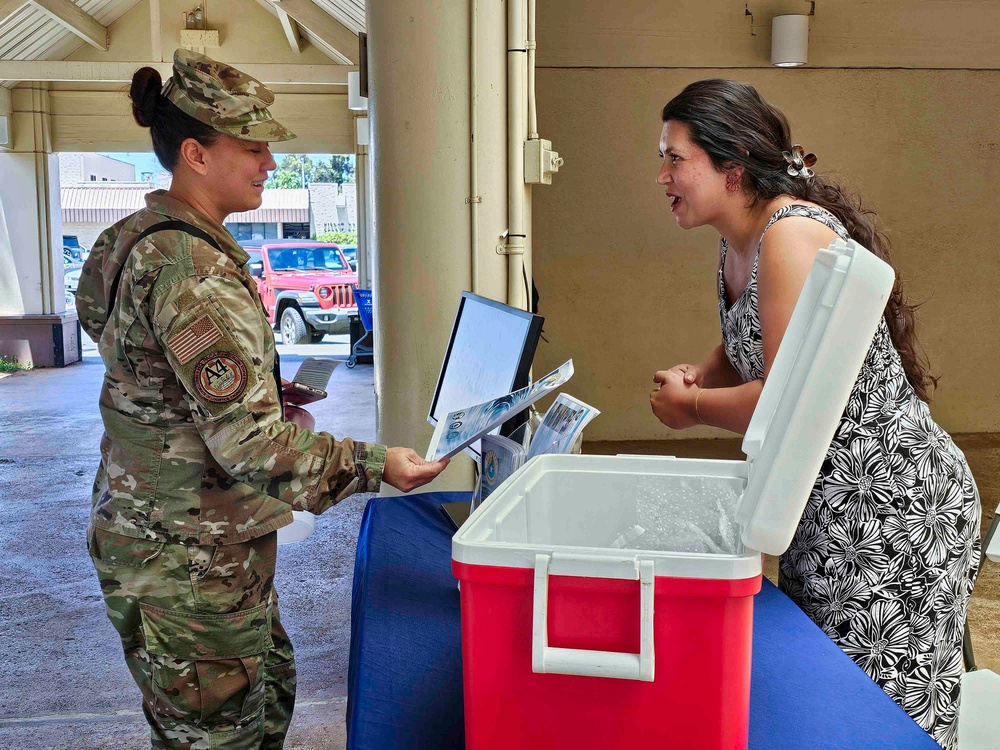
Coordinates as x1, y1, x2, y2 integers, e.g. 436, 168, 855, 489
425, 360, 574, 462
526, 394, 601, 460
476, 434, 525, 506
469, 395, 599, 512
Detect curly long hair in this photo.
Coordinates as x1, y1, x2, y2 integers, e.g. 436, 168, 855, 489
662, 79, 936, 401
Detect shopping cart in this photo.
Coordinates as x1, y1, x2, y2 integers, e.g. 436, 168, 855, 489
347, 287, 373, 369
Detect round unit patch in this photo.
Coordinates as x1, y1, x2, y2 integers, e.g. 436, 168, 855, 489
193, 352, 249, 403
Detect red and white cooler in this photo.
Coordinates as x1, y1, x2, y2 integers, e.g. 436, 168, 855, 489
452, 238, 895, 749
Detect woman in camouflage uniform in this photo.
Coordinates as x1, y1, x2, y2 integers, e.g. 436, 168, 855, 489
78, 49, 448, 749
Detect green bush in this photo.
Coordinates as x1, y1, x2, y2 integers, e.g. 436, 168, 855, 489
314, 231, 357, 246
0, 356, 31, 373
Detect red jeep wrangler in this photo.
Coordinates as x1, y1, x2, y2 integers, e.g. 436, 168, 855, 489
242, 239, 358, 345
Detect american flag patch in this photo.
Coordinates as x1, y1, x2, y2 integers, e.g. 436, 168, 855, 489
168, 315, 223, 364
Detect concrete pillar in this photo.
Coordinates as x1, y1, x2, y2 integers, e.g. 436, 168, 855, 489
368, 0, 475, 490
473, 0, 515, 304
0, 84, 79, 368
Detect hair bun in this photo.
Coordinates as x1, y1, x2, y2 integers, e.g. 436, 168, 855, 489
129, 67, 162, 128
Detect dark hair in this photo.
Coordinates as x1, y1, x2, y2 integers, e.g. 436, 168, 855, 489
129, 67, 219, 172
662, 79, 937, 401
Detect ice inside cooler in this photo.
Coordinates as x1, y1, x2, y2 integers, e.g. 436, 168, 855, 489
487, 462, 747, 556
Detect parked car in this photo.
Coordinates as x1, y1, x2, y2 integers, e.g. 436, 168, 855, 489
64, 266, 82, 306
64, 267, 82, 292
340, 244, 358, 271
240, 238, 358, 345
63, 237, 88, 263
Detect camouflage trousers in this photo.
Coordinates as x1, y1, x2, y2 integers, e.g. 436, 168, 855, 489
88, 526, 296, 749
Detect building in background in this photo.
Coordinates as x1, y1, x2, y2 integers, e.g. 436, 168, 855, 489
308, 182, 357, 235
59, 153, 136, 184
225, 188, 310, 241
60, 182, 357, 251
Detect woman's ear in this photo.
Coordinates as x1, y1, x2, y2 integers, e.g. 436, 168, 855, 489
724, 162, 744, 193
178, 138, 210, 176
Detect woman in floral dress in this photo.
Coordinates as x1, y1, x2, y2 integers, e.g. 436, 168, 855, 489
647, 79, 981, 749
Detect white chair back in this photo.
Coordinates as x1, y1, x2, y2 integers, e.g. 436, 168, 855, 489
959, 669, 1000, 749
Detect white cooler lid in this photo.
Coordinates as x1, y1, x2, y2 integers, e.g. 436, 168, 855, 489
735, 238, 894, 555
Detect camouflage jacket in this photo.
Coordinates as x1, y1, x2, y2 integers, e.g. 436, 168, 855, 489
77, 191, 385, 546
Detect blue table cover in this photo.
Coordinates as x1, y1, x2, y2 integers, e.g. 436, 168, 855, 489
347, 492, 939, 749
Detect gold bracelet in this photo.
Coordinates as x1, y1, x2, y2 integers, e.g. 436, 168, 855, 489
695, 388, 706, 425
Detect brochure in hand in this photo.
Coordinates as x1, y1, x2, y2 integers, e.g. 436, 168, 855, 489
425, 360, 574, 462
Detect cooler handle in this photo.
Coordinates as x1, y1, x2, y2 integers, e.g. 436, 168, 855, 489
531, 553, 655, 682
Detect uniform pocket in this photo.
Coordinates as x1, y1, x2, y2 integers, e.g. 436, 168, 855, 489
191, 534, 277, 613
99, 377, 166, 524
141, 601, 272, 727
90, 527, 164, 569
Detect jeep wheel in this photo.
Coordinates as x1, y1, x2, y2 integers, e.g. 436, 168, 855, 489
280, 307, 309, 345
310, 330, 325, 344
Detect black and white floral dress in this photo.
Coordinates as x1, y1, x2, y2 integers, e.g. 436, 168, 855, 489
718, 204, 981, 749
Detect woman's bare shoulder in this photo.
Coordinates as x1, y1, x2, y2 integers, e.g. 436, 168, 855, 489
760, 207, 840, 256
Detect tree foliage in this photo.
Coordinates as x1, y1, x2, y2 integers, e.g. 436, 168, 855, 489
315, 231, 357, 245
265, 154, 356, 189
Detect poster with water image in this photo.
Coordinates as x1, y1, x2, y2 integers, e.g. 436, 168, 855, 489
425, 360, 574, 462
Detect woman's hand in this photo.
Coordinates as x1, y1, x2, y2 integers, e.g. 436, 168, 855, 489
668, 363, 705, 388
650, 369, 702, 430
382, 448, 450, 493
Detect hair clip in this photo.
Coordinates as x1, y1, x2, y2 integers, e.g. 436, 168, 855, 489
782, 145, 817, 179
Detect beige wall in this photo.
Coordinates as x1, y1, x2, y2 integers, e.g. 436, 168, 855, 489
532, 2, 1000, 441
535, 0, 1000, 69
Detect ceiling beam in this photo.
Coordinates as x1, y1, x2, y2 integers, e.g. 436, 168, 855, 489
276, 7, 304, 54
29, 0, 109, 51
150, 0, 162, 62
270, 0, 356, 64
0, 0, 26, 26
0, 61, 355, 85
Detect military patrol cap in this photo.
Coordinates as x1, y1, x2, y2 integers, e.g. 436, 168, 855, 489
162, 48, 296, 142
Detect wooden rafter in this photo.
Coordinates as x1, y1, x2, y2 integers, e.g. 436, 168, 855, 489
29, 0, 109, 51
276, 7, 304, 54
270, 0, 356, 65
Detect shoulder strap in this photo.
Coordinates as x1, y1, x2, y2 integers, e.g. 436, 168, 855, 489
107, 219, 224, 318
107, 219, 285, 413
759, 204, 849, 248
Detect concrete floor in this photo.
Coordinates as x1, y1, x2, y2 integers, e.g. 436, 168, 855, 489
1, 339, 997, 749
0, 335, 369, 749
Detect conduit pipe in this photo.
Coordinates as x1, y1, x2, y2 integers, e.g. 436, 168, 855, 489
523, 0, 537, 312
506, 0, 528, 310
469, 0, 480, 294
527, 0, 538, 141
